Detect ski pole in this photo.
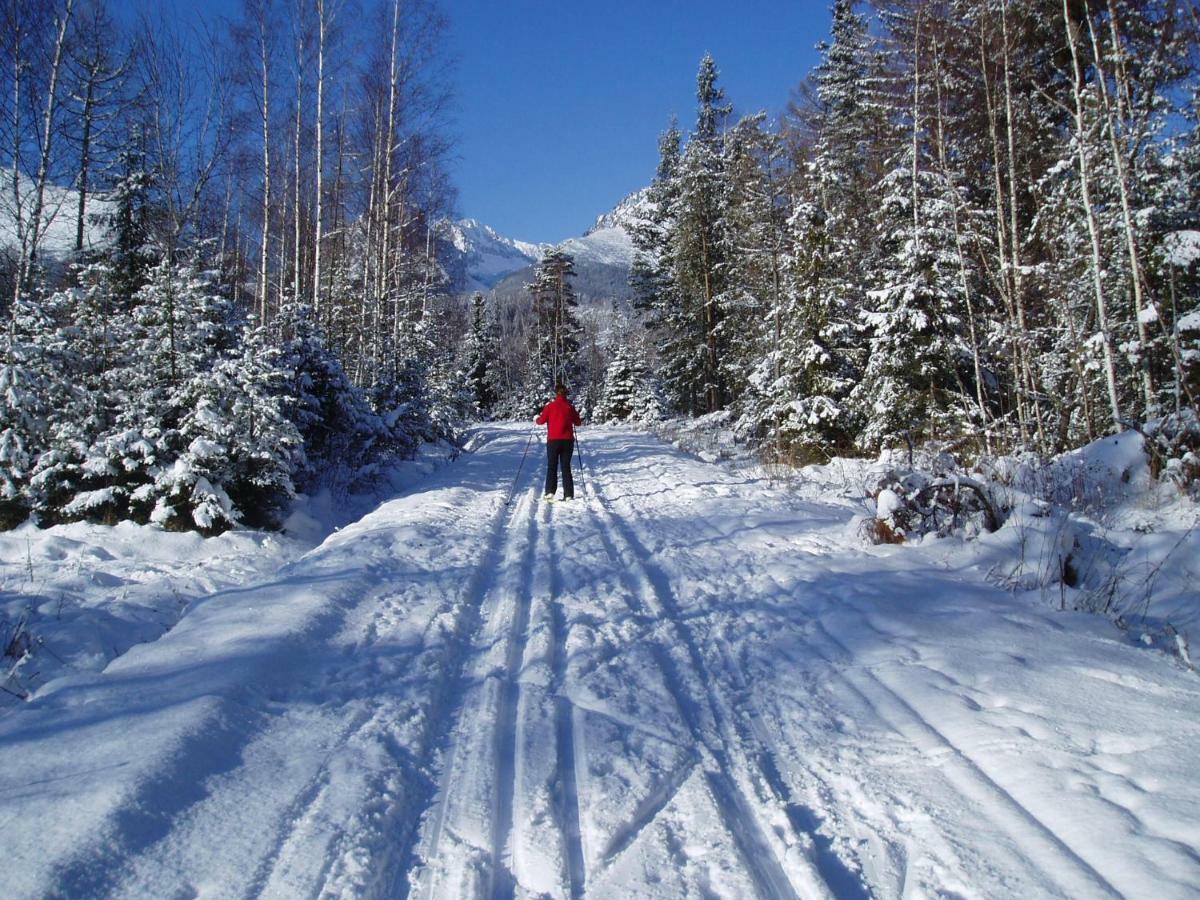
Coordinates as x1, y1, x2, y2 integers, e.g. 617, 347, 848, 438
574, 430, 587, 495
506, 425, 538, 507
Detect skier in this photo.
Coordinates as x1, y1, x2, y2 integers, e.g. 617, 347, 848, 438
535, 383, 582, 501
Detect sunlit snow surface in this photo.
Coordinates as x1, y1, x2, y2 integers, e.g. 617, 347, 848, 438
0, 173, 113, 258
1, 426, 1197, 899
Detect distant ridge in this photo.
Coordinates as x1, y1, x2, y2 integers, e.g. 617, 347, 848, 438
440, 188, 650, 305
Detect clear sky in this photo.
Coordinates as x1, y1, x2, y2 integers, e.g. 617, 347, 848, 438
129, 0, 832, 244
450, 1, 831, 243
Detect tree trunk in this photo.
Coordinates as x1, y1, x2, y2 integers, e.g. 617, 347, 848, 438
1085, 0, 1157, 415
258, 11, 272, 323
292, 20, 304, 305
75, 72, 96, 254
18, 0, 76, 304
1000, 2, 1047, 451
312, 0, 327, 315
1063, 0, 1124, 431
979, 19, 1027, 446
933, 44, 990, 439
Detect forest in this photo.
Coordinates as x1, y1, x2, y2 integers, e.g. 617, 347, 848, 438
3, 0, 1200, 536
1, 0, 463, 533
620, 0, 1200, 474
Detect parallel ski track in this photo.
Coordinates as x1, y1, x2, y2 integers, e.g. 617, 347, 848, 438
608, 460, 1121, 898
599, 475, 879, 899
708, 634, 873, 900
246, 702, 380, 896
808, 618, 1122, 899
547, 509, 587, 899
487, 487, 540, 900
575, 442, 822, 900
397, 433, 543, 899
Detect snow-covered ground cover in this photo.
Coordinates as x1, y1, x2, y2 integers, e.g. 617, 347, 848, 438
1, 425, 1197, 898
0, 444, 459, 707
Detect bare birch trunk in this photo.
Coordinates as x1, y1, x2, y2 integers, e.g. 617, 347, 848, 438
933, 44, 990, 437
292, 17, 304, 306
979, 19, 1027, 445
8, 16, 25, 330
312, 0, 328, 316
258, 13, 272, 323
1001, 2, 1047, 451
75, 74, 95, 254
1063, 0, 1124, 430
18, 0, 76, 304
1085, 0, 1157, 415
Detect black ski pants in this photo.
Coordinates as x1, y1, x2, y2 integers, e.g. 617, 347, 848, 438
545, 439, 575, 499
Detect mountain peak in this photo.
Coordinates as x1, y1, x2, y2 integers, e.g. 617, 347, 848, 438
442, 190, 647, 298
584, 188, 651, 237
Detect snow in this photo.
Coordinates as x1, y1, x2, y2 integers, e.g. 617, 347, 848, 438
1162, 230, 1200, 267
558, 224, 635, 268
1, 425, 1198, 898
875, 486, 903, 520
443, 191, 646, 294
440, 218, 544, 292
0, 173, 114, 259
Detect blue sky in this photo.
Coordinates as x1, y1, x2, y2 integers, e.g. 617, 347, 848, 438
451, 1, 831, 242
135, 0, 832, 244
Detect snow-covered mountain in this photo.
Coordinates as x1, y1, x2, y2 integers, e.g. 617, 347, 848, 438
441, 189, 649, 303
441, 218, 545, 293
558, 187, 647, 269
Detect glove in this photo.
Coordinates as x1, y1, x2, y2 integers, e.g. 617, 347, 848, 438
532, 416, 540, 425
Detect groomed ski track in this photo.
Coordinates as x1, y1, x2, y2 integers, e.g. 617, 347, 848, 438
2, 424, 1199, 899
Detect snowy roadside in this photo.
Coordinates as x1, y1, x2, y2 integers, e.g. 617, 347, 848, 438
0, 441, 462, 707
658, 415, 1199, 668
0, 430, 512, 898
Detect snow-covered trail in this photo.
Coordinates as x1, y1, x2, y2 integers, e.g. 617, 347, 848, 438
2, 426, 1198, 898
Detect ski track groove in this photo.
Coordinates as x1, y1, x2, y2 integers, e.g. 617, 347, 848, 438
634, 489, 876, 898
244, 704, 377, 897
595, 754, 700, 872
613, 455, 1123, 899
264, 584, 440, 898
709, 635, 872, 900
403, 437, 542, 900
810, 618, 1123, 899
608, 467, 913, 899
487, 486, 539, 900
548, 509, 587, 900
576, 443, 815, 900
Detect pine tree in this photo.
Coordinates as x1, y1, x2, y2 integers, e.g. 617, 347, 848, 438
672, 53, 733, 413
107, 135, 155, 301
594, 334, 664, 423
851, 161, 966, 452
464, 292, 498, 416
715, 115, 788, 407
157, 322, 301, 533
0, 297, 63, 527
528, 248, 582, 396
631, 121, 700, 413
271, 299, 388, 490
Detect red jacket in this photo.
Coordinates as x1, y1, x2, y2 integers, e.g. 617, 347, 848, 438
536, 396, 582, 441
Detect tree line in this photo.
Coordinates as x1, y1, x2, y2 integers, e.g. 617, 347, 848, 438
1, 0, 462, 532
626, 0, 1199, 463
